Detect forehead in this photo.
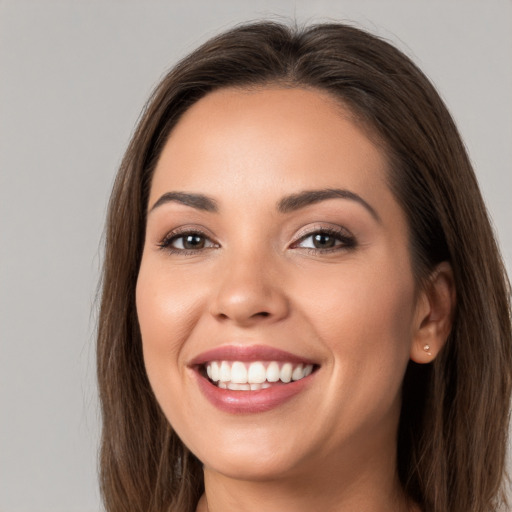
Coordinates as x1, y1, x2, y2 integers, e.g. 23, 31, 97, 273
149, 86, 391, 209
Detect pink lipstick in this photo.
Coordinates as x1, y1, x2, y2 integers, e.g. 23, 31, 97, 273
189, 345, 318, 414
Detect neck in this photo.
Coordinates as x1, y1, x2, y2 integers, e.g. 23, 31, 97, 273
198, 473, 414, 512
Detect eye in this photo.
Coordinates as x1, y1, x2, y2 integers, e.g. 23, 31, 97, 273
292, 227, 356, 252
158, 230, 218, 253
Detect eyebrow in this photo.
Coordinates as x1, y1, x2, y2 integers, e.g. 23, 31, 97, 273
149, 188, 380, 222
149, 192, 219, 213
277, 188, 381, 222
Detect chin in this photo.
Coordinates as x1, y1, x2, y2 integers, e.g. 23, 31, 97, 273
203, 453, 301, 482
194, 433, 311, 482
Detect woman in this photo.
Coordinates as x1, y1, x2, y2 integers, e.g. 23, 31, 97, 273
97, 21, 511, 512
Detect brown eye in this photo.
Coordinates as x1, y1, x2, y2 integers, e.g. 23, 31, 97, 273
311, 233, 337, 249
294, 228, 356, 252
180, 234, 206, 250
159, 231, 218, 253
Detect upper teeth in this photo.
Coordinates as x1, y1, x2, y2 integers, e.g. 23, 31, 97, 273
205, 360, 313, 386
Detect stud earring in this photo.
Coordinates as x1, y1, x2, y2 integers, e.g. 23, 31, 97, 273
423, 344, 432, 356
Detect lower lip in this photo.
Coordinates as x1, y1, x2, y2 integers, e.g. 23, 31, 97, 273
194, 371, 315, 414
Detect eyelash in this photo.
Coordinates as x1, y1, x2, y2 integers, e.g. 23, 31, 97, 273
157, 228, 218, 255
291, 226, 357, 253
157, 226, 357, 255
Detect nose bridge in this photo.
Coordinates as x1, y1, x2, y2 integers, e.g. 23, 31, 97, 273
210, 240, 289, 325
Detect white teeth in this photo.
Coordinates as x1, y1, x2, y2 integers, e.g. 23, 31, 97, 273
266, 361, 280, 382
291, 364, 304, 381
231, 362, 247, 384
280, 363, 293, 383
228, 382, 251, 391
219, 361, 231, 382
211, 361, 219, 381
247, 362, 266, 383
204, 360, 315, 389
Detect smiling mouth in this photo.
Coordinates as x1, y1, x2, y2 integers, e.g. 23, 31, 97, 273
202, 360, 316, 390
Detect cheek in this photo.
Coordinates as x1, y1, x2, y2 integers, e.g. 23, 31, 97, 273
295, 256, 415, 339
292, 256, 416, 389
135, 259, 215, 440
137, 257, 207, 336
135, 260, 204, 388
291, 262, 416, 438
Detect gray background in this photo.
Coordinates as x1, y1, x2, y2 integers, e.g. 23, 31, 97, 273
1, 1, 511, 511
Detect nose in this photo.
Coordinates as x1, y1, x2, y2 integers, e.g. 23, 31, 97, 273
209, 252, 290, 327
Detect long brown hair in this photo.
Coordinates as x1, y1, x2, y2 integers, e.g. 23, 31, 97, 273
97, 21, 512, 512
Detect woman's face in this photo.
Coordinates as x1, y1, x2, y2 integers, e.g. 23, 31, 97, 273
136, 87, 423, 482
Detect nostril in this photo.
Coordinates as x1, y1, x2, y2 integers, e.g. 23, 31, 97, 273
211, 287, 289, 324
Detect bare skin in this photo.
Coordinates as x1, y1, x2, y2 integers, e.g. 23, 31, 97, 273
136, 87, 454, 512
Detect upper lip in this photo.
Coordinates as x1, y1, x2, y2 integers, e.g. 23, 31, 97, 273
189, 344, 318, 367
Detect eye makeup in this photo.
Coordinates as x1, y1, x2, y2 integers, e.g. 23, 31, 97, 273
290, 225, 357, 254
156, 223, 357, 257
157, 226, 219, 255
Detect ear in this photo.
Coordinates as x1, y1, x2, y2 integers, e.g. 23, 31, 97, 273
410, 261, 456, 364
